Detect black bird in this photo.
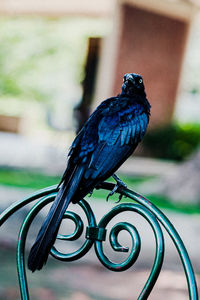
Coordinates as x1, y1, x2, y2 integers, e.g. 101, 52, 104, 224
28, 73, 151, 272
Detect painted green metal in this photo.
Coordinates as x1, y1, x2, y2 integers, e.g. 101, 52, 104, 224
0, 182, 198, 300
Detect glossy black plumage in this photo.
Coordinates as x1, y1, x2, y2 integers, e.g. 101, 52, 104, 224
28, 73, 151, 272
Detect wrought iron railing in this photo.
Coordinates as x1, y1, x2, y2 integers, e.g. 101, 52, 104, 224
0, 182, 198, 300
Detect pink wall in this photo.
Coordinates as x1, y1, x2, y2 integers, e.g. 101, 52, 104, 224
113, 4, 189, 127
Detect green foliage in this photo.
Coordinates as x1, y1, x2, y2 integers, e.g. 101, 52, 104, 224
0, 17, 110, 103
0, 167, 148, 190
0, 168, 60, 189
143, 123, 200, 161
1, 168, 200, 214
145, 194, 200, 215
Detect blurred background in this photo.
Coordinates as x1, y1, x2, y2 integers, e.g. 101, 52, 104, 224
0, 0, 200, 299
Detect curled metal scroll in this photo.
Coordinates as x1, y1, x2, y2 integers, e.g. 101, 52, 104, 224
0, 183, 198, 300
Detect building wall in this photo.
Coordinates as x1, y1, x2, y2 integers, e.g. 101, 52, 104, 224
0, 0, 114, 17
113, 4, 189, 127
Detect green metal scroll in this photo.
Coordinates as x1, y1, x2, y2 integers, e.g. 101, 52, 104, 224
0, 182, 198, 300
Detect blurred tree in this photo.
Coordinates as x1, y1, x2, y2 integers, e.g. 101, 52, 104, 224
74, 37, 101, 132
0, 17, 109, 114
0, 17, 110, 132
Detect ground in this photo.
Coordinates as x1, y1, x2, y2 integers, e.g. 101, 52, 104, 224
0, 246, 199, 300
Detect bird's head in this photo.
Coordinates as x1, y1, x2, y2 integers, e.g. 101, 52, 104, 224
121, 73, 145, 96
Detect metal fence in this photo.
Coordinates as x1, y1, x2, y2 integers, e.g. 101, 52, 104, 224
0, 182, 198, 299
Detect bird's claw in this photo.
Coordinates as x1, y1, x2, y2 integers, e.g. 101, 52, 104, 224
106, 174, 127, 202
112, 174, 127, 189
106, 184, 118, 201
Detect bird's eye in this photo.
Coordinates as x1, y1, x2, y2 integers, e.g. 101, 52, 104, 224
139, 78, 143, 84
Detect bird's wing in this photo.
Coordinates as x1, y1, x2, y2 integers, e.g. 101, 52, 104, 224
98, 103, 148, 146
84, 103, 149, 180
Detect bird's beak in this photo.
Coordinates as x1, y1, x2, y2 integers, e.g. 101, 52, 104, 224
126, 74, 135, 85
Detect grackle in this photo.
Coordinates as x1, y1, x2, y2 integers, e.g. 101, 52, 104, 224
28, 73, 151, 271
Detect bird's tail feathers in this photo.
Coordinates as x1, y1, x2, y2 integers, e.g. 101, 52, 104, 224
28, 165, 84, 272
